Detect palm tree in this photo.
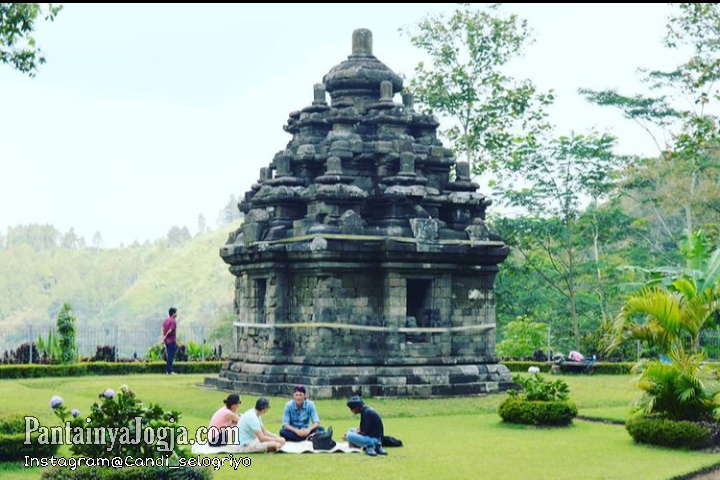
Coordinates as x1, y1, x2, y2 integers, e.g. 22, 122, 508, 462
612, 230, 720, 422
611, 278, 720, 355
615, 288, 720, 421
633, 347, 720, 421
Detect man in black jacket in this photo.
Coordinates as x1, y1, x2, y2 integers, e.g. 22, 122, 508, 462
344, 396, 387, 456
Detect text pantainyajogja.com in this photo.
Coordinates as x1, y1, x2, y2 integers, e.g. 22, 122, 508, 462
24, 416, 239, 452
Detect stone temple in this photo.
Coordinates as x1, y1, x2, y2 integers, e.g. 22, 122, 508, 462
205, 29, 512, 398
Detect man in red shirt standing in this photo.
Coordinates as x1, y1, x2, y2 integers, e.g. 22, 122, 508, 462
161, 307, 178, 375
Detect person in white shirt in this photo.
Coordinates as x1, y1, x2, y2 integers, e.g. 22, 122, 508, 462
235, 397, 286, 453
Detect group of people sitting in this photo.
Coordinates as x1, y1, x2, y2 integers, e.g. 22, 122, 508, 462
207, 385, 388, 456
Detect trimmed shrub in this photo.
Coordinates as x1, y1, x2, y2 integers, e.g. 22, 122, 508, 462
1, 342, 49, 364
499, 398, 578, 426
41, 466, 212, 480
592, 362, 633, 374
626, 416, 713, 449
0, 415, 26, 434
0, 415, 59, 461
91, 346, 116, 362
0, 361, 224, 379
0, 432, 59, 461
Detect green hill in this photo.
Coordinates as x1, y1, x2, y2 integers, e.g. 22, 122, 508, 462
0, 224, 239, 356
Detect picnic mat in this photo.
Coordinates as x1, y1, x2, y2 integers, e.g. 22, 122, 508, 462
191, 441, 361, 455
279, 440, 361, 454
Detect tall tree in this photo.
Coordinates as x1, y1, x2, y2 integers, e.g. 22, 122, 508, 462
56, 302, 77, 364
61, 227, 84, 249
6, 224, 60, 250
493, 132, 623, 348
91, 231, 103, 249
166, 225, 191, 247
0, 3, 62, 76
216, 195, 241, 227
196, 214, 207, 236
581, 3, 720, 248
403, 4, 553, 176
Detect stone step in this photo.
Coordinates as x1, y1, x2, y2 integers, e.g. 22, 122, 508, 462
210, 378, 510, 398
207, 362, 513, 398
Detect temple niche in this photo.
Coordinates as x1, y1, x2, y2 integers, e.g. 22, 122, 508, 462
205, 28, 512, 398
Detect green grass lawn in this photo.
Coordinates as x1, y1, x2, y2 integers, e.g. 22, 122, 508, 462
0, 373, 717, 480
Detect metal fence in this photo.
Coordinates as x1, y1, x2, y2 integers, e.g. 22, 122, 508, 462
4, 323, 720, 363
1, 322, 224, 361
700, 329, 720, 360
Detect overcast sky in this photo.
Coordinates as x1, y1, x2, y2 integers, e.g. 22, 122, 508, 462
0, 3, 685, 246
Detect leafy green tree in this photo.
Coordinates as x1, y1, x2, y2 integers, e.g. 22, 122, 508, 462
493, 132, 623, 348
403, 4, 553, 175
91, 231, 103, 249
494, 249, 565, 327
576, 203, 641, 323
61, 228, 84, 249
6, 224, 60, 250
56, 303, 77, 364
581, 3, 720, 247
494, 206, 642, 355
217, 195, 242, 227
496, 316, 548, 359
196, 214, 207, 236
405, 4, 647, 353
166, 225, 191, 247
0, 3, 62, 76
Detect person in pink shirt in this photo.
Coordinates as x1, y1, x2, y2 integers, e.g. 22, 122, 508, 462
208, 393, 242, 446
161, 307, 178, 374
568, 350, 585, 362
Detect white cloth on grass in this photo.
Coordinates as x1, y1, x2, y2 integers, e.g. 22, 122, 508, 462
191, 440, 361, 455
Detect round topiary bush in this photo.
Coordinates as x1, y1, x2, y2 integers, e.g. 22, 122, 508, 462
499, 398, 578, 426
0, 415, 59, 461
626, 416, 714, 449
498, 373, 577, 426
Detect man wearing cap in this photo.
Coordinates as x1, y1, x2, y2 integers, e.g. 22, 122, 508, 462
279, 385, 322, 442
236, 397, 286, 453
344, 396, 387, 456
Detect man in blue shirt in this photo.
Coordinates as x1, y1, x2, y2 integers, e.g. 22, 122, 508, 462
279, 385, 322, 442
